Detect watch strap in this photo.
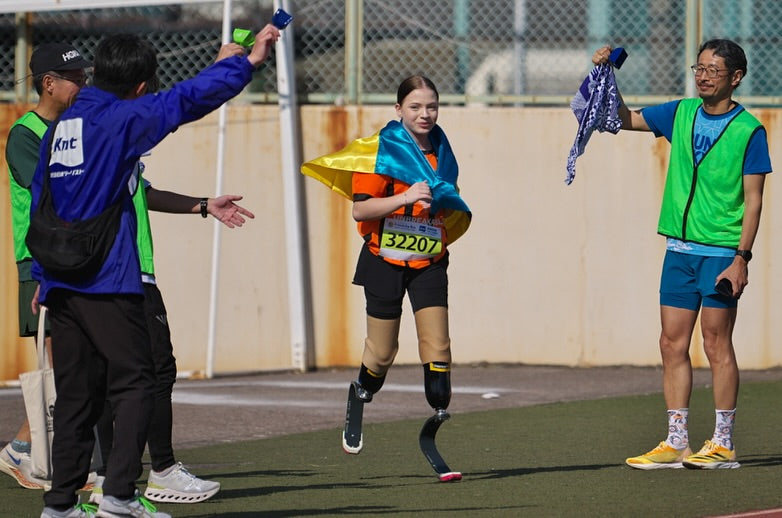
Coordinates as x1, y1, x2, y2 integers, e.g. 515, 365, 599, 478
736, 249, 752, 262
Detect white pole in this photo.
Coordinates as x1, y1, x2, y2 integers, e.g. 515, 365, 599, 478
205, 0, 232, 378
275, 0, 313, 371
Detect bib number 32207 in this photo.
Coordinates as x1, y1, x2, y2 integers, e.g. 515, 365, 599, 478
379, 216, 443, 261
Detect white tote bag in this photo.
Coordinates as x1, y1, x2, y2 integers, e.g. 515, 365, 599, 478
18, 305, 56, 480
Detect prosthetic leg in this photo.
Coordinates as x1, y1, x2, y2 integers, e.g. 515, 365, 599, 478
419, 362, 461, 481
415, 307, 461, 481
342, 316, 399, 454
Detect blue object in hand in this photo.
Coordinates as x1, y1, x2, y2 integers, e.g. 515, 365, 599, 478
272, 8, 293, 29
609, 47, 628, 69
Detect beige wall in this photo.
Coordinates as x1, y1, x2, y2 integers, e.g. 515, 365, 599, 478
2, 104, 781, 380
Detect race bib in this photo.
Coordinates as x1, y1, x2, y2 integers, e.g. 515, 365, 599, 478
379, 215, 443, 261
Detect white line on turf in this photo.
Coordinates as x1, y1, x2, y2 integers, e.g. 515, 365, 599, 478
174, 379, 517, 394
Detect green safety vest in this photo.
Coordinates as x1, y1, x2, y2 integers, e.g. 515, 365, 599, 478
132, 169, 155, 276
657, 98, 762, 248
9, 115, 155, 277
8, 112, 48, 264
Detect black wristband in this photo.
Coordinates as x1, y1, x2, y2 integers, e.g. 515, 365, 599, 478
200, 198, 208, 218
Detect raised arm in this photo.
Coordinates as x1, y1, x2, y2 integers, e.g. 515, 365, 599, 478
246, 24, 281, 67
591, 45, 651, 132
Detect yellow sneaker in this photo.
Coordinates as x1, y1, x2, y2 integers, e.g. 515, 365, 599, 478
625, 441, 692, 470
682, 440, 740, 469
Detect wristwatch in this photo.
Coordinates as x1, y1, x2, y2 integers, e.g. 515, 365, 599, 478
735, 249, 752, 262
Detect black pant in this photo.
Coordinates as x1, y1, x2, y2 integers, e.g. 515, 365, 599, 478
43, 290, 155, 509
143, 283, 177, 472
94, 283, 178, 476
353, 246, 449, 319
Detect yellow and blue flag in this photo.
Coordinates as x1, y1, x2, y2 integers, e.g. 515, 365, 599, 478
301, 120, 471, 243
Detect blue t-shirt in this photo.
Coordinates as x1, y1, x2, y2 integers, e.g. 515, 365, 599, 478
642, 100, 772, 256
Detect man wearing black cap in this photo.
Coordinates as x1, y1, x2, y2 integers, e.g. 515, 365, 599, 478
30, 25, 280, 518
2, 42, 91, 491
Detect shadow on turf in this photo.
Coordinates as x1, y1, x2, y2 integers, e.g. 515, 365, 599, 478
215, 468, 320, 480
736, 454, 782, 467
458, 461, 616, 479
460, 454, 782, 477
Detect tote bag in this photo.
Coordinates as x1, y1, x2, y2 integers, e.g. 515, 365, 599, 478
18, 305, 56, 480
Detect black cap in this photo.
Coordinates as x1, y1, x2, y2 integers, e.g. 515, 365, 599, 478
30, 43, 91, 76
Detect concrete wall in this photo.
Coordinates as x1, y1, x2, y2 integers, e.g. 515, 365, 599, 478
2, 103, 781, 380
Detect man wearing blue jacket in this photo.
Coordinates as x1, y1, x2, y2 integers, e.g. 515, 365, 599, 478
33, 25, 280, 518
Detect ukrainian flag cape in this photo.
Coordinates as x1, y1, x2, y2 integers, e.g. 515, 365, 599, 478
301, 120, 471, 243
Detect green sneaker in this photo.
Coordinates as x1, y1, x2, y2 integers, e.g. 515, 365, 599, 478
625, 441, 692, 470
682, 440, 740, 469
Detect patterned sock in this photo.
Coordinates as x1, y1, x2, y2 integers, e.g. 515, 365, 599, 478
712, 409, 736, 450
665, 408, 689, 449
10, 439, 31, 454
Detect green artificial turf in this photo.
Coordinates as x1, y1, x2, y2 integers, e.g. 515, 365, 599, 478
4, 380, 782, 517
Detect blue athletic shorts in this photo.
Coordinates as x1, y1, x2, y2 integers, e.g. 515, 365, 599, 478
659, 250, 738, 310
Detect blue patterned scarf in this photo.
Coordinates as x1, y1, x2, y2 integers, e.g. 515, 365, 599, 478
565, 64, 622, 185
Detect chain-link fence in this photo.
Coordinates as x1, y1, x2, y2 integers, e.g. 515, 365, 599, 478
1, 0, 782, 105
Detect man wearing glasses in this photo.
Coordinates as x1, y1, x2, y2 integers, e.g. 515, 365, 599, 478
2, 42, 91, 490
591, 39, 771, 470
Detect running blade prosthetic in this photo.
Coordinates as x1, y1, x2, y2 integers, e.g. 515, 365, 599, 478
342, 381, 365, 454
419, 410, 462, 481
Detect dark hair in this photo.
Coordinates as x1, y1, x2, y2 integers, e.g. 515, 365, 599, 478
698, 39, 747, 85
396, 75, 439, 105
93, 34, 158, 98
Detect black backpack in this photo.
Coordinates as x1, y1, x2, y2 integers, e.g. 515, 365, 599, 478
25, 121, 122, 282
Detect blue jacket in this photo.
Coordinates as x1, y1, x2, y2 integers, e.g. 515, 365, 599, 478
31, 55, 256, 303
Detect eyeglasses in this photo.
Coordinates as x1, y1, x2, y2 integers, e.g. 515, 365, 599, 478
47, 71, 88, 87
690, 65, 729, 78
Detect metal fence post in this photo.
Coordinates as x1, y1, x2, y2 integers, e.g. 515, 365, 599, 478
344, 0, 362, 104
685, 0, 699, 98
14, 12, 31, 103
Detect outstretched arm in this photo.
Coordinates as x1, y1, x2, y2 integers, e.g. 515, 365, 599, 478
146, 187, 255, 228
591, 45, 651, 132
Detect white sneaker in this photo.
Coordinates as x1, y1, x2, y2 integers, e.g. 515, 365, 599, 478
89, 476, 105, 504
143, 462, 220, 503
96, 490, 170, 517
40, 496, 98, 517
0, 443, 49, 489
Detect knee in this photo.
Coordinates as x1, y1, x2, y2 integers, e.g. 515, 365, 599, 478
415, 306, 451, 363
659, 333, 688, 361
364, 336, 398, 370
361, 316, 400, 373
701, 335, 735, 364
